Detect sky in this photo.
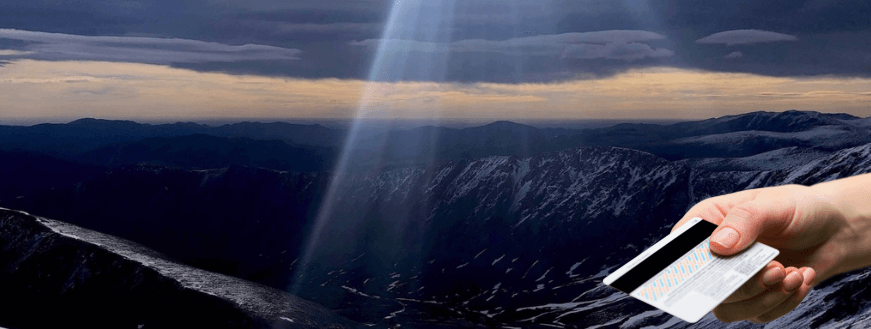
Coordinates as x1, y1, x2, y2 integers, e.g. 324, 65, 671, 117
1, 0, 870, 122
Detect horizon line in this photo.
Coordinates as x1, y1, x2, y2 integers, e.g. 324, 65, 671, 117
0, 109, 860, 127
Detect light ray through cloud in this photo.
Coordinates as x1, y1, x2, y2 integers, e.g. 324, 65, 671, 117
349, 30, 673, 60
289, 0, 462, 294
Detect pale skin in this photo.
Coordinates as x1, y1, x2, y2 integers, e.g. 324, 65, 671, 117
671, 173, 871, 323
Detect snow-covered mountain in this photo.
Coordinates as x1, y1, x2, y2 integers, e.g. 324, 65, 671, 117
297, 143, 871, 328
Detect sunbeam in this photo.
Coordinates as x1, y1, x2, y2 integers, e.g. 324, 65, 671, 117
290, 0, 460, 295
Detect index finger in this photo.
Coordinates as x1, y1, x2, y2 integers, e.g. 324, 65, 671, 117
672, 190, 760, 233
672, 199, 725, 232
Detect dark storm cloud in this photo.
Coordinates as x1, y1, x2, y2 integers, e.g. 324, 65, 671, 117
644, 0, 871, 36
234, 6, 388, 25
0, 0, 869, 82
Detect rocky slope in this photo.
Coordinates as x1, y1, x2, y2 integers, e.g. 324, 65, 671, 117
9, 142, 871, 327
0, 208, 359, 329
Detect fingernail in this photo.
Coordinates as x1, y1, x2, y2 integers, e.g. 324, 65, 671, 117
803, 268, 816, 285
712, 227, 740, 249
784, 272, 802, 291
762, 267, 784, 286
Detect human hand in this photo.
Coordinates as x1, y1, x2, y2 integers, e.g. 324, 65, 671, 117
672, 184, 852, 323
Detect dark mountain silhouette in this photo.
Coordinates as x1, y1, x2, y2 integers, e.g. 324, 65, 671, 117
214, 122, 340, 146
78, 134, 336, 172
0, 119, 209, 158
0, 150, 106, 202
3, 111, 869, 170
0, 118, 341, 160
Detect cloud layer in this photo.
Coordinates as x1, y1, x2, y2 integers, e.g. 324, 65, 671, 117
696, 29, 798, 46
0, 29, 302, 65
351, 30, 674, 61
1, 0, 870, 82
4, 60, 871, 122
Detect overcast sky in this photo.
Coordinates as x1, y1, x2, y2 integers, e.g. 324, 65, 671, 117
1, 0, 870, 121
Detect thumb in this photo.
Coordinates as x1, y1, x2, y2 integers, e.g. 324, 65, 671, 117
710, 199, 791, 255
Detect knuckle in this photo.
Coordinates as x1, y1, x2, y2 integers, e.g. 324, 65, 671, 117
729, 203, 760, 224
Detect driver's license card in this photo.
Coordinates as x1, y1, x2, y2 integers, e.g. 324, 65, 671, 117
603, 217, 779, 323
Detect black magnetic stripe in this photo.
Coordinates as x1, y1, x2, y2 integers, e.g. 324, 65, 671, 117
610, 220, 718, 293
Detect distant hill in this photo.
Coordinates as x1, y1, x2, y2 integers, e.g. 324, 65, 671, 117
78, 134, 337, 172
554, 110, 871, 161
0, 119, 210, 158
3, 111, 867, 169
0, 118, 341, 159
213, 121, 340, 146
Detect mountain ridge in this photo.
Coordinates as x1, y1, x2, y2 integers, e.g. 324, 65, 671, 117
4, 110, 866, 168
8, 140, 871, 327
0, 207, 360, 329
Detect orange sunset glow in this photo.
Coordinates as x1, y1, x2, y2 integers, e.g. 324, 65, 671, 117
2, 60, 869, 122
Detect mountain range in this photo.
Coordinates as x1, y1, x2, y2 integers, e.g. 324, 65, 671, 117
4, 110, 870, 172
3, 110, 871, 328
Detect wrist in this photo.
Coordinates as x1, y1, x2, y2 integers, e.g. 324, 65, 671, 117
810, 180, 871, 278
811, 180, 871, 226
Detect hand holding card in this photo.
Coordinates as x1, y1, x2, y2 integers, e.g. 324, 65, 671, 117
674, 184, 841, 323
603, 218, 779, 323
